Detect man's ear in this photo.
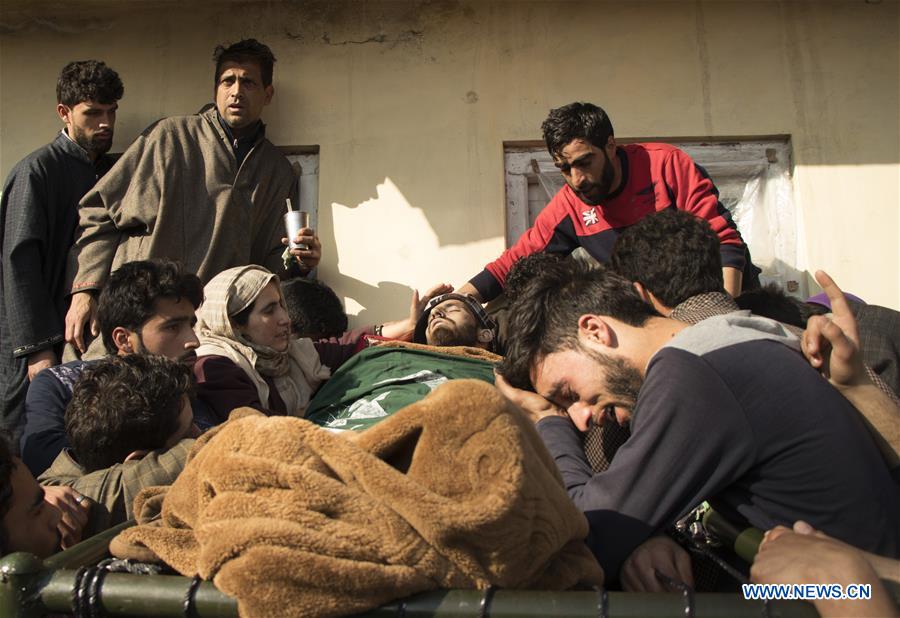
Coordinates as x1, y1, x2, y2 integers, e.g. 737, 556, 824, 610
263, 84, 274, 106
124, 450, 148, 462
605, 134, 617, 157
111, 327, 134, 354
577, 314, 616, 349
477, 328, 494, 344
57, 104, 71, 125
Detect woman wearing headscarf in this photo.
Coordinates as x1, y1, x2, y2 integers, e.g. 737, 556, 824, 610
193, 265, 330, 424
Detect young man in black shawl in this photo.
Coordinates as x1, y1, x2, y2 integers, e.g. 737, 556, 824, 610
0, 60, 123, 443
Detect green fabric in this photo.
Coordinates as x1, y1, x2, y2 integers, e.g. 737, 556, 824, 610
305, 346, 497, 431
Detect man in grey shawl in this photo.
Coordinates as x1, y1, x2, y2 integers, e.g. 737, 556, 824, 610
64, 39, 321, 355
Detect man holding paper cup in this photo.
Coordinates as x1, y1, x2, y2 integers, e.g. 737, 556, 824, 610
283, 200, 319, 270
64, 39, 321, 355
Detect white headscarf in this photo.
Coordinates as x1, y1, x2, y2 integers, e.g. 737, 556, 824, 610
195, 265, 330, 416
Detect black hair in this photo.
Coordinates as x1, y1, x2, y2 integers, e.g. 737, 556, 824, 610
65, 355, 193, 473
505, 253, 567, 302
213, 39, 276, 88
735, 284, 828, 328
497, 260, 657, 391
610, 209, 724, 308
541, 102, 614, 158
97, 260, 203, 354
56, 60, 123, 107
281, 278, 348, 339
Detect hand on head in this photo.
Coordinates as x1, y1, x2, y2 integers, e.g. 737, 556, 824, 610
410, 283, 453, 323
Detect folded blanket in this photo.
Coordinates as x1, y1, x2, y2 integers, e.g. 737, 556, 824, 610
111, 380, 602, 617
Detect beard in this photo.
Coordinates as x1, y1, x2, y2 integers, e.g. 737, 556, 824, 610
571, 150, 616, 206
426, 320, 480, 347
584, 345, 644, 415
70, 125, 113, 158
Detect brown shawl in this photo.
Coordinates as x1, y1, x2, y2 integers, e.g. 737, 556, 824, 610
67, 108, 295, 291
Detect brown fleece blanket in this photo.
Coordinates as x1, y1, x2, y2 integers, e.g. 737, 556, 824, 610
110, 380, 602, 617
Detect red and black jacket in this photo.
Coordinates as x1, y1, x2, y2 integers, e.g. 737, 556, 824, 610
470, 143, 754, 302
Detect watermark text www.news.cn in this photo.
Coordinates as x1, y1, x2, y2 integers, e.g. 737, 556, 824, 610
742, 583, 872, 601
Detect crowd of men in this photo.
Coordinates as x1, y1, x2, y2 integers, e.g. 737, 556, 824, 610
1, 37, 898, 617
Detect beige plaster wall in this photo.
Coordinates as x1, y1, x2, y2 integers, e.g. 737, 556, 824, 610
1, 0, 897, 321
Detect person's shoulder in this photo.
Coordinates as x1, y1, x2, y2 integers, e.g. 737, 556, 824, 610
643, 340, 765, 401
105, 116, 197, 161
27, 138, 64, 162
4, 139, 62, 182
194, 353, 244, 379
632, 346, 723, 427
665, 313, 800, 359
638, 344, 754, 429
645, 345, 708, 378
134, 439, 195, 469
46, 359, 93, 386
27, 359, 82, 389
145, 113, 209, 138
37, 448, 84, 483
196, 353, 240, 368
132, 112, 215, 145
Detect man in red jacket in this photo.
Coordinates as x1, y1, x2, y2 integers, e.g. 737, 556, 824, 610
458, 102, 758, 303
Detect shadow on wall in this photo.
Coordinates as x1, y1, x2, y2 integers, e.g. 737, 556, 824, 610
317, 176, 498, 324
333, 279, 416, 328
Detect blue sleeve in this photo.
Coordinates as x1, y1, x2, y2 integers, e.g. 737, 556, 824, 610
468, 269, 504, 303
21, 369, 72, 477
720, 243, 747, 271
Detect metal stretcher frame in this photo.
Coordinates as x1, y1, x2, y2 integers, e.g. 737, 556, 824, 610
0, 515, 824, 618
